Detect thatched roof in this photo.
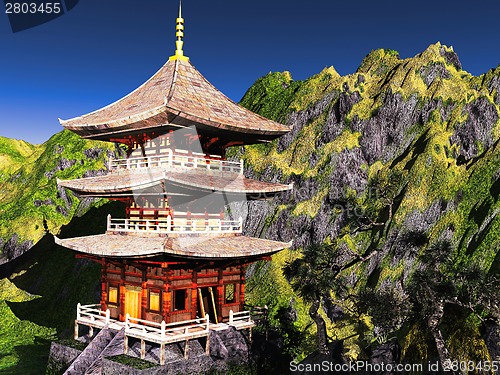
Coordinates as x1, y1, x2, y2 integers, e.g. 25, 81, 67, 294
54, 233, 291, 260
59, 59, 290, 142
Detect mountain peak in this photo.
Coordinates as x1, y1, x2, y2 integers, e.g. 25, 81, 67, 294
357, 48, 401, 74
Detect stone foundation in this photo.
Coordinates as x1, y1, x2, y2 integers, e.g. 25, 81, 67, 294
47, 327, 251, 374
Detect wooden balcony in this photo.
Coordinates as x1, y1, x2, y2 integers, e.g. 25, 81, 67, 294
108, 149, 243, 175
73, 303, 255, 365
106, 214, 243, 235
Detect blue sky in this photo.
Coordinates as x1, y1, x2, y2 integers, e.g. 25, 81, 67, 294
1, 0, 500, 144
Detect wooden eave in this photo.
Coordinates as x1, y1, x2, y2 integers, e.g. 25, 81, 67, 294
56, 170, 292, 198
54, 234, 291, 260
59, 59, 290, 141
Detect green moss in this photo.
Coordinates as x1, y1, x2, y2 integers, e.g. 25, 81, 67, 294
0, 130, 114, 251
292, 188, 328, 218
446, 316, 491, 363
289, 67, 341, 111
239, 71, 301, 123
245, 250, 313, 360
0, 296, 56, 371
0, 203, 119, 374
401, 322, 433, 365
108, 354, 157, 369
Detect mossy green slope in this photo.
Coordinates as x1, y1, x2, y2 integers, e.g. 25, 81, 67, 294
0, 203, 123, 374
0, 130, 114, 260
0, 137, 41, 177
0, 278, 56, 373
240, 42, 499, 362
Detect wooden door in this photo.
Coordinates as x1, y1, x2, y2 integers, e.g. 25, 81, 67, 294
198, 287, 218, 323
124, 287, 142, 320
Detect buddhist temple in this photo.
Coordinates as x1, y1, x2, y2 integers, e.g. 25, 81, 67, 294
54, 3, 292, 366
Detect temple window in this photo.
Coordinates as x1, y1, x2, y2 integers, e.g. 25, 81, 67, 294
149, 290, 161, 312
225, 284, 235, 304
108, 285, 119, 305
173, 289, 187, 311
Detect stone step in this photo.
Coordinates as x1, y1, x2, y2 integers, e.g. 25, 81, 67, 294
63, 326, 115, 375
84, 328, 125, 374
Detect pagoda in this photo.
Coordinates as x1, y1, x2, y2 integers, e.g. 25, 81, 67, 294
54, 3, 292, 364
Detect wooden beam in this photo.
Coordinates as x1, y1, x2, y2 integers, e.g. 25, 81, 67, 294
198, 288, 205, 318
140, 339, 146, 359
208, 287, 218, 324
184, 337, 189, 359
160, 343, 165, 365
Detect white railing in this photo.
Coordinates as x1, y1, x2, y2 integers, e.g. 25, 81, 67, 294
109, 149, 243, 175
229, 310, 252, 325
73, 304, 254, 364
74, 303, 111, 339
106, 214, 243, 234
228, 310, 255, 335
125, 313, 209, 343
76, 303, 110, 325
124, 313, 210, 363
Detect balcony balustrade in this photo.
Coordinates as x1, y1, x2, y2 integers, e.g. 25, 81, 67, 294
106, 214, 243, 234
108, 149, 243, 175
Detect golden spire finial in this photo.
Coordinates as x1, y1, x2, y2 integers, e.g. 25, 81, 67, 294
169, 0, 189, 61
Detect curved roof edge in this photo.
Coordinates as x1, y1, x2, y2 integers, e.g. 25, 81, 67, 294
56, 170, 293, 197
59, 59, 290, 141
54, 234, 292, 260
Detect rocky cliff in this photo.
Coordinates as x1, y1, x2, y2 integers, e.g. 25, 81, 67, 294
238, 42, 499, 364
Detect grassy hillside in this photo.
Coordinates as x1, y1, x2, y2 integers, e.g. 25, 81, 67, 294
0, 202, 124, 374
239, 43, 499, 364
0, 130, 115, 262
0, 137, 41, 178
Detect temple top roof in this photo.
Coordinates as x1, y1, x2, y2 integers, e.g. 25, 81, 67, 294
59, 58, 290, 142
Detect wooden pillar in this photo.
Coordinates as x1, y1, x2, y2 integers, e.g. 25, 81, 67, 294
240, 264, 246, 312
160, 343, 165, 365
163, 268, 172, 323
191, 270, 198, 320
217, 267, 224, 320
140, 267, 147, 320
141, 280, 147, 321
205, 334, 210, 355
74, 320, 79, 340
100, 259, 108, 311
184, 336, 189, 359
140, 339, 146, 359
162, 267, 170, 323
119, 262, 126, 321
124, 335, 129, 354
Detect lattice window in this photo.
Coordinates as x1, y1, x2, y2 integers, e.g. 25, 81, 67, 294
225, 284, 235, 304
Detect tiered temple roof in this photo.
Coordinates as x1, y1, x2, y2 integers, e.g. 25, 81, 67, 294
59, 58, 290, 143
57, 169, 292, 199
56, 6, 292, 262
55, 234, 291, 260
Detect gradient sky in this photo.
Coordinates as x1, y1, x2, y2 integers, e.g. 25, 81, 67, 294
1, 0, 500, 144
